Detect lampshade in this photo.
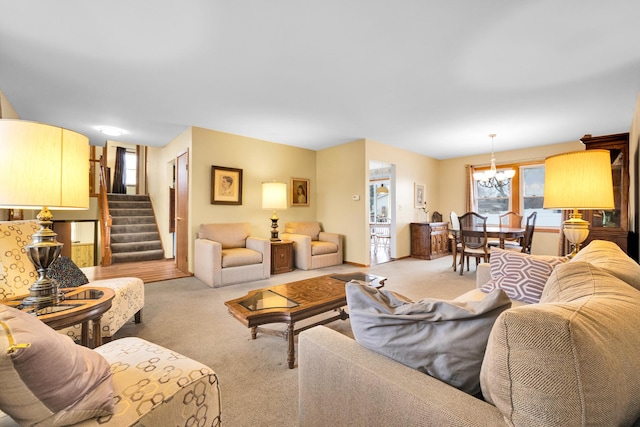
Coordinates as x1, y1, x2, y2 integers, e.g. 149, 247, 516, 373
543, 150, 614, 210
376, 184, 389, 194
262, 182, 287, 210
0, 120, 89, 210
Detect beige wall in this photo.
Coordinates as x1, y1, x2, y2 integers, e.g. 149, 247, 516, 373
438, 140, 585, 256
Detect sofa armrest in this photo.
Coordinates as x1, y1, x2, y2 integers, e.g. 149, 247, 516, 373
476, 262, 491, 289
299, 326, 506, 427
194, 238, 222, 287
318, 231, 340, 246
246, 236, 270, 255
281, 233, 312, 269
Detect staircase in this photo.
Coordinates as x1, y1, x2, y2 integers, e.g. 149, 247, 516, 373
107, 194, 164, 264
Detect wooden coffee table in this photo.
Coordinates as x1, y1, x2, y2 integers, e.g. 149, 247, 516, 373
1, 287, 115, 348
225, 272, 386, 368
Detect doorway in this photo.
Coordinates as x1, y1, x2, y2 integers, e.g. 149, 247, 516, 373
175, 150, 189, 273
369, 160, 394, 265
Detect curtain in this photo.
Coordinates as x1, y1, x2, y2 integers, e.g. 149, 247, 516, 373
112, 146, 127, 194
465, 164, 474, 213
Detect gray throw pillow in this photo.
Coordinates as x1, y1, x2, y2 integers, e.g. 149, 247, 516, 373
346, 282, 511, 395
48, 256, 89, 288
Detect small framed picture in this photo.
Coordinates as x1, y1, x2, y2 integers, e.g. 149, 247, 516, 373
290, 178, 310, 206
414, 183, 425, 208
211, 166, 243, 205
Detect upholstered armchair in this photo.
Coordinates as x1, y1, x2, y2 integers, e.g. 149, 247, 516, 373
281, 222, 343, 270
194, 222, 270, 287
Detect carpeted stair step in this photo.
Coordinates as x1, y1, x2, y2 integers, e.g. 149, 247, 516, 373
111, 240, 163, 253
111, 232, 161, 244
107, 194, 150, 202
111, 216, 156, 226
111, 249, 164, 264
108, 200, 152, 210
110, 208, 155, 217
111, 224, 158, 234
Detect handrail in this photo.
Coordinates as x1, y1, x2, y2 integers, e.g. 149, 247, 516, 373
98, 163, 112, 266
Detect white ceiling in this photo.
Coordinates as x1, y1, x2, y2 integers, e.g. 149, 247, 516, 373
1, 1, 639, 159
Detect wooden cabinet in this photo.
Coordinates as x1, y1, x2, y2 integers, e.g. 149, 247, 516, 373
561, 133, 630, 255
72, 243, 95, 267
271, 240, 294, 274
410, 222, 449, 260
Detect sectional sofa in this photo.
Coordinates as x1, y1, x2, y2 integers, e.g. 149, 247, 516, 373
299, 240, 640, 426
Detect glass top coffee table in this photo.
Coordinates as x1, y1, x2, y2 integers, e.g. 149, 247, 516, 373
1, 287, 115, 348
224, 272, 385, 369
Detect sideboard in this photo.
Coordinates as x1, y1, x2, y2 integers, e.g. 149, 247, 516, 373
410, 222, 449, 260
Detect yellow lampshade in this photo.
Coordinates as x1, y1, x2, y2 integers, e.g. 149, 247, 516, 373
262, 181, 287, 210
0, 119, 89, 210
543, 150, 614, 210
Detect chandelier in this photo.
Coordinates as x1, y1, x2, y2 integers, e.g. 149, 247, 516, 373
473, 134, 515, 188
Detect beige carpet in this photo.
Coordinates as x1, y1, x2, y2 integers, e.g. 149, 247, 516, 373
114, 256, 477, 427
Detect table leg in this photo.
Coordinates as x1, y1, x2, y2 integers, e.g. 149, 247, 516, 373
287, 322, 295, 369
92, 316, 103, 348
500, 238, 505, 249
251, 326, 257, 340
81, 321, 89, 347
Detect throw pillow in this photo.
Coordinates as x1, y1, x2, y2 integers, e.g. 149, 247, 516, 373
481, 248, 567, 304
0, 305, 114, 425
571, 239, 640, 291
346, 282, 511, 395
48, 256, 89, 288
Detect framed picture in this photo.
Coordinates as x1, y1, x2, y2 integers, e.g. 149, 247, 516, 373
290, 178, 310, 206
414, 183, 425, 208
211, 166, 243, 205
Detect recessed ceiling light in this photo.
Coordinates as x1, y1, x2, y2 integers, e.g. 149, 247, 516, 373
97, 126, 127, 137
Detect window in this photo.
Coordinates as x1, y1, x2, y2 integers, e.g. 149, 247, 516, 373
473, 162, 562, 228
125, 151, 137, 186
369, 181, 390, 223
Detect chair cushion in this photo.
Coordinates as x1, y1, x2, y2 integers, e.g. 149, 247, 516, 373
284, 222, 321, 241
48, 256, 89, 288
310, 241, 338, 256
221, 248, 263, 268
0, 305, 114, 426
571, 239, 640, 291
481, 248, 567, 304
481, 262, 640, 426
346, 282, 511, 395
198, 222, 250, 249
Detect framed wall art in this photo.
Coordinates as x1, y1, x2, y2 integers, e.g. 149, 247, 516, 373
211, 166, 243, 205
290, 178, 310, 206
414, 183, 425, 208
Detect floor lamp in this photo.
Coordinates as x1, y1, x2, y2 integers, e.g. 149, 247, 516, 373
262, 181, 287, 241
0, 120, 89, 308
543, 150, 614, 258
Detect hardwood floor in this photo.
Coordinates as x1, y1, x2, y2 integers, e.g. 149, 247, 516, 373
83, 259, 191, 283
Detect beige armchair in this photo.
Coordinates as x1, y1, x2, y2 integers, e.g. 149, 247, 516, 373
194, 222, 270, 287
281, 222, 343, 270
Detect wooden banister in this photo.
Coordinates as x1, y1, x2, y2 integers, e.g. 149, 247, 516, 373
98, 163, 112, 266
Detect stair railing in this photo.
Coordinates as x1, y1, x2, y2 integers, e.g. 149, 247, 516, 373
98, 164, 113, 266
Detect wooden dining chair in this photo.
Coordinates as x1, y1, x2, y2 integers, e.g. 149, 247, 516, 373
457, 212, 489, 275
449, 211, 462, 271
488, 211, 523, 248
431, 211, 443, 222
505, 211, 537, 254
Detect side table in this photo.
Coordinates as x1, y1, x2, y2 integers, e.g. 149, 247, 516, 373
1, 286, 115, 348
271, 240, 294, 274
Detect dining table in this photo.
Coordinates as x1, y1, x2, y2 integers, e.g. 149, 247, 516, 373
451, 225, 526, 272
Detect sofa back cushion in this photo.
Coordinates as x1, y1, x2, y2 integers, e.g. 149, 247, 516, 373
0, 220, 40, 299
571, 239, 640, 291
481, 262, 640, 426
284, 222, 321, 241
198, 222, 250, 249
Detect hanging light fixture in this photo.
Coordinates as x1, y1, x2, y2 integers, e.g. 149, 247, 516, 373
376, 183, 389, 194
473, 134, 515, 188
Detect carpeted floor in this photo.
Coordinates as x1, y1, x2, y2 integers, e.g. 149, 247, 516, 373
114, 256, 477, 427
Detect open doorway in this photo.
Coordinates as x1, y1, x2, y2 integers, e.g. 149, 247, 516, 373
369, 160, 394, 265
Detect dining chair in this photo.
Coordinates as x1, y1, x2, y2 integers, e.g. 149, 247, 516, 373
505, 211, 537, 254
372, 219, 391, 254
488, 211, 523, 248
457, 212, 489, 275
449, 211, 462, 271
431, 211, 443, 222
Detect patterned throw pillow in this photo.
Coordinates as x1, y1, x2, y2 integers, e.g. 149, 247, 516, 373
481, 248, 568, 304
48, 256, 90, 288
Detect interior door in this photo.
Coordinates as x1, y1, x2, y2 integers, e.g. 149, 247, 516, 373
175, 150, 189, 273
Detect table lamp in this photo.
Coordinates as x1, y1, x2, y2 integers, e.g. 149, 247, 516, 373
543, 149, 614, 257
262, 181, 287, 241
0, 120, 89, 308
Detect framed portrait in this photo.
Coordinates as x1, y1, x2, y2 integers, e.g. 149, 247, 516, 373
290, 178, 310, 206
414, 183, 425, 208
211, 166, 243, 205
